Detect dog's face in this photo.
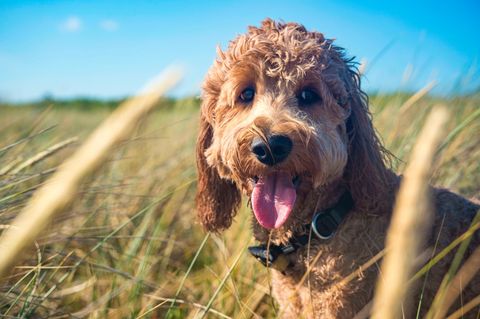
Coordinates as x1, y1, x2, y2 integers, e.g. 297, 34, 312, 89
196, 19, 390, 235
204, 51, 351, 230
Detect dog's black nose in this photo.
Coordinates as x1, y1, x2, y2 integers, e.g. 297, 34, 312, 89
251, 135, 293, 166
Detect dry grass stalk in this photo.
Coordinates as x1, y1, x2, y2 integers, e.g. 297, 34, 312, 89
358, 58, 368, 76
0, 67, 182, 279
0, 157, 23, 176
143, 295, 232, 319
10, 137, 78, 174
411, 220, 480, 283
353, 300, 373, 319
399, 80, 436, 114
370, 106, 449, 319
446, 294, 480, 319
386, 81, 437, 144
196, 244, 247, 319
0, 126, 55, 155
432, 241, 480, 318
340, 249, 386, 287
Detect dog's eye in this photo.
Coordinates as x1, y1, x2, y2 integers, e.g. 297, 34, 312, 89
298, 89, 321, 106
239, 88, 255, 103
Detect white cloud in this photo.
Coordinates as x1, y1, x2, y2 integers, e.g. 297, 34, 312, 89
100, 19, 119, 32
61, 16, 82, 32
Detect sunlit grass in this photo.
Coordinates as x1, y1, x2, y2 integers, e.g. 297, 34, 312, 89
0, 88, 479, 318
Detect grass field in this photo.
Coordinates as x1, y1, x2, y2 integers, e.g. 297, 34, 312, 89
0, 90, 479, 318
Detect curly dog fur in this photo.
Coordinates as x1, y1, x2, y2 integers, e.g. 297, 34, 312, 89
196, 19, 479, 318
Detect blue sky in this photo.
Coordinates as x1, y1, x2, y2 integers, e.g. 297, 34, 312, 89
0, 0, 479, 102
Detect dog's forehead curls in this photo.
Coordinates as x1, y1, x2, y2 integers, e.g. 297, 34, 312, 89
196, 18, 393, 233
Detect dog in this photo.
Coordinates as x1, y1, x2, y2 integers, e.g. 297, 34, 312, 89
195, 19, 479, 318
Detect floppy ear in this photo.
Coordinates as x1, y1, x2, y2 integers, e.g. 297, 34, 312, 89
195, 111, 241, 232
340, 56, 396, 213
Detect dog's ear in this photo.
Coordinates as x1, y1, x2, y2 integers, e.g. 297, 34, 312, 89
340, 56, 395, 213
195, 106, 241, 232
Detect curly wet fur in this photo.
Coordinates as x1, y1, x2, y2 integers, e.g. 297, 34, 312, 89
195, 19, 480, 317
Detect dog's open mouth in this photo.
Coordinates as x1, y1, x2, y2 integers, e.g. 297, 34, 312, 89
251, 172, 299, 229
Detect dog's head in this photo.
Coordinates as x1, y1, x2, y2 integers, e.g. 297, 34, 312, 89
196, 19, 391, 235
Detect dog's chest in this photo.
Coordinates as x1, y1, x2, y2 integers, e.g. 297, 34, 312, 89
269, 214, 388, 318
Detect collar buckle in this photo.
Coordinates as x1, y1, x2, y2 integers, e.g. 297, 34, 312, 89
248, 245, 290, 271
248, 244, 282, 267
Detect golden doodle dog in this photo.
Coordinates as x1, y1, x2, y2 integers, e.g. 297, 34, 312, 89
195, 19, 479, 318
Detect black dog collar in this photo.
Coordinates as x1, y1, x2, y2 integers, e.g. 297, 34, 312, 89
248, 191, 354, 271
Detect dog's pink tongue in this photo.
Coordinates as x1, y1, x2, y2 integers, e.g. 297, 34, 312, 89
252, 172, 297, 229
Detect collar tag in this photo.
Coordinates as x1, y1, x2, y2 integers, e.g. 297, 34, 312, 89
311, 211, 338, 240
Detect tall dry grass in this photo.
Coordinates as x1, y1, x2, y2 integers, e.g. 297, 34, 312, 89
0, 68, 182, 279
0, 85, 479, 318
371, 107, 449, 318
